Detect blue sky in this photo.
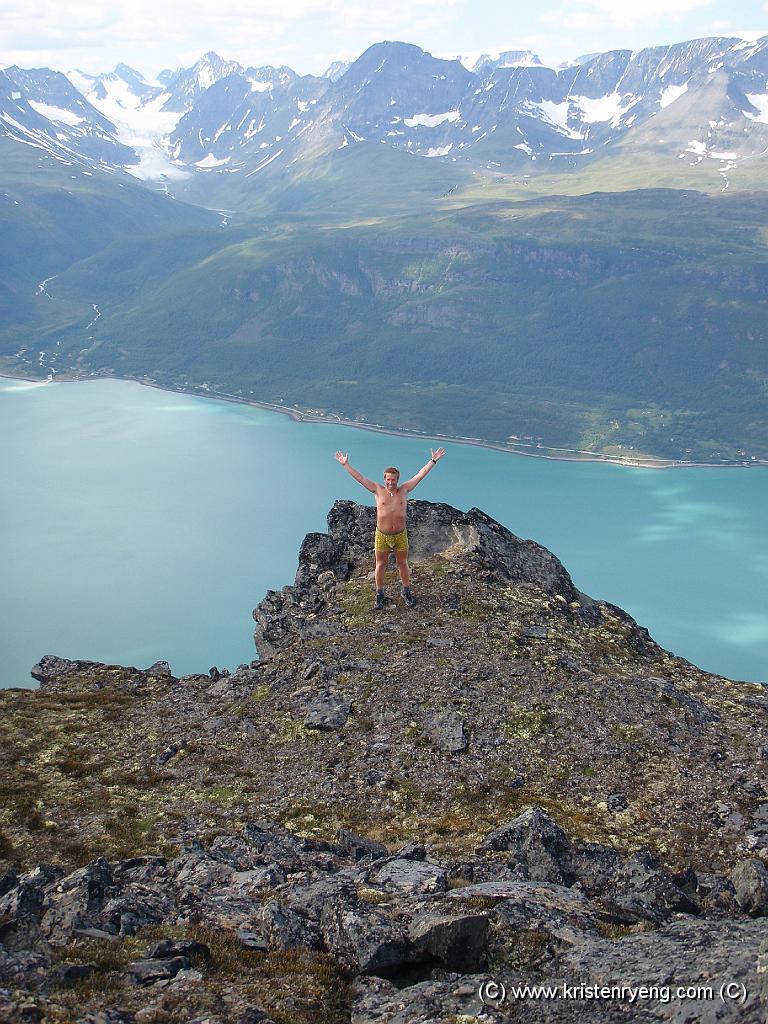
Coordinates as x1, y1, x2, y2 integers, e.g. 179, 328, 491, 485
2, 0, 767, 78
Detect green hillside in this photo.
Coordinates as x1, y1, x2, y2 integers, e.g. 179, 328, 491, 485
0, 140, 220, 347
5, 181, 767, 463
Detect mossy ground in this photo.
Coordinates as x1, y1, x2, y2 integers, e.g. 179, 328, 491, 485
2, 553, 765, 881
40, 923, 352, 1024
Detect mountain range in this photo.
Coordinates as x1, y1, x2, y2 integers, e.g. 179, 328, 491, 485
3, 36, 768, 195
1, 36, 768, 463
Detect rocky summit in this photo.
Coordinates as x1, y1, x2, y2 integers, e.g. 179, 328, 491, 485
1, 500, 767, 1023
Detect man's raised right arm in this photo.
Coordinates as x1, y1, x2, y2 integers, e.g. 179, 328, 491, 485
335, 451, 377, 493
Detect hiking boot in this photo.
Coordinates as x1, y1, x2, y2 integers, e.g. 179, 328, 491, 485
402, 586, 416, 608
374, 589, 386, 610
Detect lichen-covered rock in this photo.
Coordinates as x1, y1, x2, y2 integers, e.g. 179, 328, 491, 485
730, 858, 768, 916
320, 903, 413, 974
422, 710, 467, 752
302, 692, 352, 731
408, 911, 489, 970
368, 857, 447, 895
478, 806, 574, 885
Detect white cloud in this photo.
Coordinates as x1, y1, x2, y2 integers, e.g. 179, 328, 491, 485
540, 0, 713, 32
0, 0, 462, 76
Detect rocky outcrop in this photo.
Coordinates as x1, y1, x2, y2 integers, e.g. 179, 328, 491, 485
254, 499, 606, 656
0, 811, 765, 1022
2, 501, 767, 1023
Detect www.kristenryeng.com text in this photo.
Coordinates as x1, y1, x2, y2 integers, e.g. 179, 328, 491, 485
478, 979, 749, 1007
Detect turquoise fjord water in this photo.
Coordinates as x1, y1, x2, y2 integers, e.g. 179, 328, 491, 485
1, 376, 766, 689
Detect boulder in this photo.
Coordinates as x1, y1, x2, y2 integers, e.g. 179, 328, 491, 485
336, 829, 389, 863
302, 693, 352, 731
422, 710, 467, 753
730, 858, 768, 916
128, 956, 189, 984
408, 911, 489, 971
478, 806, 574, 885
320, 904, 413, 974
368, 858, 447, 895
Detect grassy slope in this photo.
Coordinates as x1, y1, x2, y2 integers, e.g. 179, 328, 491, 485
13, 183, 766, 461
0, 139, 219, 347
3, 133, 768, 461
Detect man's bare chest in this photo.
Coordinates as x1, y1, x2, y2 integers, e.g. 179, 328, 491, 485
377, 489, 407, 513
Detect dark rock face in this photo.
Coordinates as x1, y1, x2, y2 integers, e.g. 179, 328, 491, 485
297, 499, 592, 601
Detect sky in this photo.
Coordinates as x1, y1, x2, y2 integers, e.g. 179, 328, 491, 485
1, 0, 767, 80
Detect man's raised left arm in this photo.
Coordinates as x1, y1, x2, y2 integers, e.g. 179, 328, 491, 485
401, 448, 446, 492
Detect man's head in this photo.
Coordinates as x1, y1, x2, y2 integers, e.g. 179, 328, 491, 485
383, 466, 400, 490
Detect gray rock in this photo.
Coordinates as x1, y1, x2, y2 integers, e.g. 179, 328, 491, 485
369, 858, 447, 895
730, 858, 768, 915
0, 946, 51, 987
30, 655, 99, 684
557, 916, 765, 1022
128, 956, 189, 984
568, 841, 623, 897
237, 929, 270, 951
302, 693, 351, 731
336, 829, 389, 862
320, 903, 413, 974
444, 878, 601, 948
146, 661, 172, 677
478, 805, 574, 885
426, 636, 454, 649
144, 939, 210, 962
75, 1010, 135, 1024
0, 870, 18, 898
612, 849, 699, 919
49, 962, 100, 986
350, 974, 485, 1024
423, 710, 467, 753
0, 993, 42, 1024
409, 912, 489, 971
40, 857, 116, 945
261, 901, 321, 951
520, 625, 548, 640
156, 743, 180, 764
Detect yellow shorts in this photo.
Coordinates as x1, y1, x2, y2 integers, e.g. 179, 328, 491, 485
375, 528, 408, 553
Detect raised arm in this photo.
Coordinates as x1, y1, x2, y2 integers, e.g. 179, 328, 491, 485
335, 451, 377, 493
401, 447, 446, 493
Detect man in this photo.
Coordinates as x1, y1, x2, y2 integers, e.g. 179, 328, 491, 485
335, 448, 446, 608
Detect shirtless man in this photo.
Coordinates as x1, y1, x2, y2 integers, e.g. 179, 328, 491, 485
335, 448, 446, 608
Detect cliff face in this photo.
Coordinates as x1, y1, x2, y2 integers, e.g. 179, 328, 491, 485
1, 501, 767, 1023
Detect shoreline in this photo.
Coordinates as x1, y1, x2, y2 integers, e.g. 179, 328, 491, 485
2, 369, 765, 470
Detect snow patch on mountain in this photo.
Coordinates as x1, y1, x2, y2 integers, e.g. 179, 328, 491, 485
533, 100, 583, 139
404, 110, 460, 128
28, 101, 84, 126
660, 83, 688, 108
195, 153, 230, 168
745, 93, 768, 123
574, 92, 627, 125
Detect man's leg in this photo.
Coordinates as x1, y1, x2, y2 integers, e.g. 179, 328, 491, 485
394, 550, 410, 587
375, 551, 389, 590
395, 550, 416, 606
